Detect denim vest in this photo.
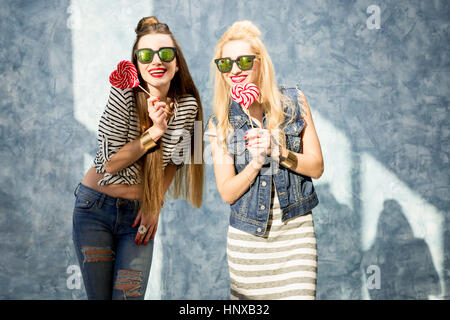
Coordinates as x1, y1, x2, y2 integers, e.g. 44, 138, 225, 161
208, 85, 319, 236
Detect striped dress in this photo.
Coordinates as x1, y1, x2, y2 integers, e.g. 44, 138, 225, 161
226, 182, 318, 300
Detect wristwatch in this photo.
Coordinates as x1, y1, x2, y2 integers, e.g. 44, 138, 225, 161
279, 149, 297, 170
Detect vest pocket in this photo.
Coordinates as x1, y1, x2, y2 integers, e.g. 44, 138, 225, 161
299, 176, 314, 199
284, 119, 305, 153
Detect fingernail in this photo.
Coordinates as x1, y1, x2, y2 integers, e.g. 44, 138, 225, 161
144, 241, 148, 245
139, 240, 142, 245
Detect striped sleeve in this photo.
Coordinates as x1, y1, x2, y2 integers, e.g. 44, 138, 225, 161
93, 86, 134, 174
162, 94, 198, 169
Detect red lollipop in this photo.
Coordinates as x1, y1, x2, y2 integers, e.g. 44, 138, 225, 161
230, 83, 260, 109
109, 60, 151, 96
230, 82, 260, 128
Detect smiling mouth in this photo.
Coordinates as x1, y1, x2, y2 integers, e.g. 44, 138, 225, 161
148, 68, 167, 78
230, 75, 247, 83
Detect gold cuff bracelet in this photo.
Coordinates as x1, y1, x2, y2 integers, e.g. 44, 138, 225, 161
279, 150, 298, 170
140, 130, 157, 152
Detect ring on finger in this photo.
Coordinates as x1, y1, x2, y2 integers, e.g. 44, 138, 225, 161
138, 225, 148, 235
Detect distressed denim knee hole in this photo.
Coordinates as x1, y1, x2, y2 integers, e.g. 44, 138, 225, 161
81, 246, 115, 263
114, 269, 144, 298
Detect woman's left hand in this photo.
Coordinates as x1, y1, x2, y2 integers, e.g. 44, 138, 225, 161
132, 210, 159, 245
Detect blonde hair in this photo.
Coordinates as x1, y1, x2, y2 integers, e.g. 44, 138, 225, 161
211, 20, 295, 147
132, 16, 204, 218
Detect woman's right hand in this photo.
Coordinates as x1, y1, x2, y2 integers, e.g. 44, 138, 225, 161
245, 128, 271, 166
147, 96, 168, 137
132, 209, 159, 245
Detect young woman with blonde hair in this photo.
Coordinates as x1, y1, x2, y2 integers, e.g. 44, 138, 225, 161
72, 16, 203, 300
208, 20, 324, 299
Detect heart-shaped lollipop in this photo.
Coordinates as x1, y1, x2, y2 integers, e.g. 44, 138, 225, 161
230, 82, 260, 109
109, 60, 153, 97
109, 60, 177, 118
109, 60, 140, 89
230, 83, 260, 128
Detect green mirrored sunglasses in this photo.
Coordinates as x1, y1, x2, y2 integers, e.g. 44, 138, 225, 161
135, 47, 177, 64
214, 55, 257, 73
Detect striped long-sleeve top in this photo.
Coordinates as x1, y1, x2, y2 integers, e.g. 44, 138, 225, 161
92, 86, 198, 186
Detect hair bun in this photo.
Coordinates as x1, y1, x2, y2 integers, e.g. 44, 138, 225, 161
136, 16, 159, 33
230, 20, 261, 37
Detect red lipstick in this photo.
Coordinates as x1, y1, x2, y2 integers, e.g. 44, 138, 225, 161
148, 67, 167, 78
230, 75, 247, 83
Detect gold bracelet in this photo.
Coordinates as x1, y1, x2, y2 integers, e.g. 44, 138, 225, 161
279, 150, 298, 170
140, 130, 157, 152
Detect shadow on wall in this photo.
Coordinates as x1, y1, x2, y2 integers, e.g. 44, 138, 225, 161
361, 199, 441, 299
0, 0, 95, 299
313, 183, 362, 299
314, 188, 442, 300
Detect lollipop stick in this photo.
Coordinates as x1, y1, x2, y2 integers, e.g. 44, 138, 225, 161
244, 108, 254, 129
139, 84, 161, 111
139, 84, 152, 97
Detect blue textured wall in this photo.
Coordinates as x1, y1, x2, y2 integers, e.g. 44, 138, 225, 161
0, 0, 448, 299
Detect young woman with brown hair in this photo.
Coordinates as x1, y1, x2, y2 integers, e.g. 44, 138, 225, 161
72, 16, 203, 300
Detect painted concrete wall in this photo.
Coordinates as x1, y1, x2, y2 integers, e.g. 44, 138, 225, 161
0, 0, 448, 299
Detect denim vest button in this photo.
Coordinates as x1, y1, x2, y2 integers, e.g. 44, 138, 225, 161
260, 205, 266, 210
261, 181, 267, 187
257, 227, 262, 233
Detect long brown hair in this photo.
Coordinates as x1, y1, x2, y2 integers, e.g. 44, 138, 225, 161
132, 16, 204, 218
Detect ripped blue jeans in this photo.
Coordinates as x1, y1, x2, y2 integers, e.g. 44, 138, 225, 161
72, 183, 154, 300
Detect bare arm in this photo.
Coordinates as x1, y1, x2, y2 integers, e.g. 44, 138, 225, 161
208, 121, 263, 204
104, 126, 164, 175
104, 97, 168, 175
279, 90, 324, 179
